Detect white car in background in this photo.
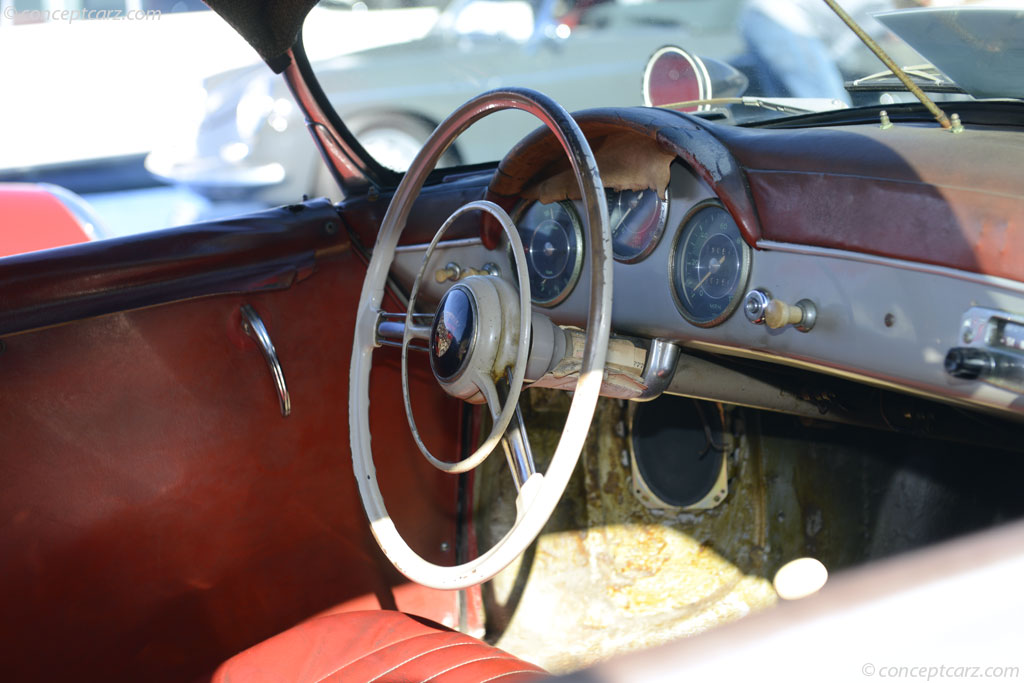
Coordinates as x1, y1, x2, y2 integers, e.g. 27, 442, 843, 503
146, 0, 746, 205
0, 0, 437, 173
0, 1, 254, 171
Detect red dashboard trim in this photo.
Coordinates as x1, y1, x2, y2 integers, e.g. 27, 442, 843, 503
712, 122, 1024, 283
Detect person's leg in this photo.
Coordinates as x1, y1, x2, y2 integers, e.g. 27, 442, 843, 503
740, 7, 847, 101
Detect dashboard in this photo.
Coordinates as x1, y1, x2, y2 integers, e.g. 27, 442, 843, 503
391, 107, 1024, 422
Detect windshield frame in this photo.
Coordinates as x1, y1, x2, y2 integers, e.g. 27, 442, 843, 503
286, 35, 503, 196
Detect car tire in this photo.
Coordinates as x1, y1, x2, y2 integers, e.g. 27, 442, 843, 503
351, 112, 461, 173
311, 113, 462, 200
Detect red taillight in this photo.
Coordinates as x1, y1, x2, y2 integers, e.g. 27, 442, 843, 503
642, 46, 712, 113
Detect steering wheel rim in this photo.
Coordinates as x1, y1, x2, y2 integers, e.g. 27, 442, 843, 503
349, 87, 612, 590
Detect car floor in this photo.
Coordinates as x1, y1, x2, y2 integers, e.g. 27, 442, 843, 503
474, 390, 1024, 673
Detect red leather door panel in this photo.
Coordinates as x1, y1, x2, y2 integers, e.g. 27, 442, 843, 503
0, 226, 465, 681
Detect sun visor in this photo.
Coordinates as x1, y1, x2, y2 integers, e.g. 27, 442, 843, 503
203, 0, 320, 71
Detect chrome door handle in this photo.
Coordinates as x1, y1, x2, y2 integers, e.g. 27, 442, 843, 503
241, 304, 291, 417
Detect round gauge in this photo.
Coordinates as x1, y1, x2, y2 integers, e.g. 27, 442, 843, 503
607, 188, 669, 263
670, 202, 751, 327
512, 200, 584, 307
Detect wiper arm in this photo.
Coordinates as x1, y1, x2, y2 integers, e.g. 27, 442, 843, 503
852, 64, 950, 87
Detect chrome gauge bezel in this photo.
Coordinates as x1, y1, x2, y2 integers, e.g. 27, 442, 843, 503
608, 188, 670, 264
669, 199, 752, 328
510, 199, 585, 308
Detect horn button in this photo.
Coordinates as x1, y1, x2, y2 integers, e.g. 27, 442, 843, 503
430, 286, 475, 381
427, 276, 523, 400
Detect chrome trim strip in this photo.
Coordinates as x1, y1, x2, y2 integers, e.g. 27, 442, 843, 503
394, 237, 484, 253
498, 373, 537, 491
756, 240, 1024, 295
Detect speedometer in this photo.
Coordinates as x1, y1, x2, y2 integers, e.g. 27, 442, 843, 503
513, 200, 584, 307
670, 201, 751, 327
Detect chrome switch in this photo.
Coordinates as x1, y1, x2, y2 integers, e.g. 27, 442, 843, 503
744, 288, 817, 333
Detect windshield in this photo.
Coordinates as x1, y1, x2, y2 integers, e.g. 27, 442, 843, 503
297, 0, 994, 173
2, 0, 1016, 261
199, 0, 1021, 190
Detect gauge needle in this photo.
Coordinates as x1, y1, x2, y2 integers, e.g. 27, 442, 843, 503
617, 201, 637, 226
691, 256, 723, 295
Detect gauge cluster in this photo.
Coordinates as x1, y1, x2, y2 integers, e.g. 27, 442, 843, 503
513, 185, 752, 330
462, 111, 1024, 423
386, 110, 1024, 424
513, 189, 674, 308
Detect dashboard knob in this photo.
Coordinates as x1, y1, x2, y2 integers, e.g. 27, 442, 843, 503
944, 347, 994, 380
765, 300, 804, 329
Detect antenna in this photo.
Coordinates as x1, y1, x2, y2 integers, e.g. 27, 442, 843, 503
822, 0, 962, 132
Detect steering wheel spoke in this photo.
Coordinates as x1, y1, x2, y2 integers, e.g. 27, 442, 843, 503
500, 402, 537, 494
475, 373, 503, 417
375, 311, 432, 350
478, 370, 535, 493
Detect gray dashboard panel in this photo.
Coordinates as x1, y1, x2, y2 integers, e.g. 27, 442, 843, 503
391, 162, 1024, 419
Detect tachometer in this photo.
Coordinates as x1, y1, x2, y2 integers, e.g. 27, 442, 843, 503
513, 200, 584, 307
607, 188, 669, 263
670, 201, 751, 327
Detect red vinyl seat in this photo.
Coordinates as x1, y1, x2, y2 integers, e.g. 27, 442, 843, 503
212, 610, 547, 683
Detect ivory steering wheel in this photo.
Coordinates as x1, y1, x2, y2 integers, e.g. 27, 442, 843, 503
349, 87, 612, 590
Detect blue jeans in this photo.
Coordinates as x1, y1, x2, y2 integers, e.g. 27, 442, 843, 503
739, 7, 849, 102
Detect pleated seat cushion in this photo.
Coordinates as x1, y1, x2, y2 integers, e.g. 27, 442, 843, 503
212, 610, 546, 683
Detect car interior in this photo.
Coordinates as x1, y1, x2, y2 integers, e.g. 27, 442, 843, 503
3, 0, 1024, 681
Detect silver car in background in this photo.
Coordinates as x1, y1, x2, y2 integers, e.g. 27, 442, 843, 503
147, 0, 745, 204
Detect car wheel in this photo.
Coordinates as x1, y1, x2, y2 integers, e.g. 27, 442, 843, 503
311, 113, 462, 201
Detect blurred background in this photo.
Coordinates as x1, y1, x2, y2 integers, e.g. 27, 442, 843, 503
0, 0, 931, 248
0, 0, 443, 241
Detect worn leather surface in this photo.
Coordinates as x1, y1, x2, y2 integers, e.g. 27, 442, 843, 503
487, 109, 1024, 283
486, 108, 761, 249
517, 133, 675, 204
0, 234, 465, 681
711, 122, 1024, 281
212, 610, 546, 683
